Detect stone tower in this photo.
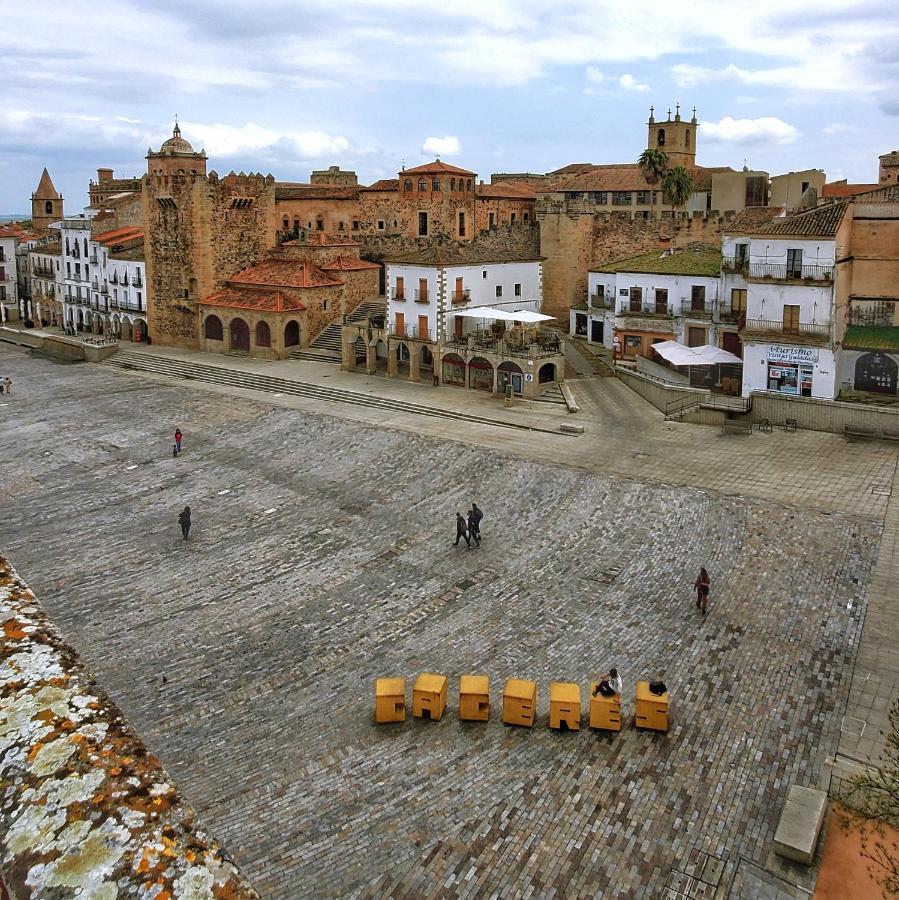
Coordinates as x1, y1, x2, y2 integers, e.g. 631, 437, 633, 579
646, 104, 698, 168
879, 150, 899, 185
142, 123, 275, 348
31, 168, 64, 236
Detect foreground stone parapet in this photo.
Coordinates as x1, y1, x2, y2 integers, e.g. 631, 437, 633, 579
773, 784, 828, 866
0, 557, 260, 900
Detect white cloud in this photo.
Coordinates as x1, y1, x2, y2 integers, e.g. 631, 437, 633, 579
823, 122, 849, 135
618, 73, 649, 92
422, 135, 461, 157
701, 116, 799, 145
183, 121, 349, 159
585, 66, 606, 84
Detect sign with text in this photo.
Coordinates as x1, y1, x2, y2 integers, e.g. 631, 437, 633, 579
767, 344, 819, 364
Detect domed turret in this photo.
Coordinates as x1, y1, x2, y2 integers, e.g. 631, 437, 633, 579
147, 122, 207, 177
159, 122, 195, 155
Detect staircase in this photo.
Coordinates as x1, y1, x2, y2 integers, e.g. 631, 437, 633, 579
289, 298, 386, 363
104, 350, 564, 435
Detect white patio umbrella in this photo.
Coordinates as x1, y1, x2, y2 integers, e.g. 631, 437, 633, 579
693, 344, 743, 365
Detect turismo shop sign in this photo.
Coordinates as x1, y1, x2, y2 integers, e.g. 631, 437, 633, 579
767, 345, 819, 365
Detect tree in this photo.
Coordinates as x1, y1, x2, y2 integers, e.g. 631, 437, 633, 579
661, 165, 695, 217
841, 697, 899, 896
638, 148, 668, 220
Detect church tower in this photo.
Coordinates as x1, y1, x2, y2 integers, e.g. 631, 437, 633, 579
31, 168, 64, 236
646, 104, 698, 168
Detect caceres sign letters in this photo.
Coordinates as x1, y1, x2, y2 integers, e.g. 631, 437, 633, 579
766, 344, 819, 365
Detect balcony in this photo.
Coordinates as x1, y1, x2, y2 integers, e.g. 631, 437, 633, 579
746, 262, 833, 282
589, 293, 614, 310
741, 317, 831, 344
391, 290, 406, 302
681, 301, 714, 319
618, 301, 672, 318
717, 306, 746, 325
722, 255, 748, 273
414, 289, 429, 303
452, 289, 471, 305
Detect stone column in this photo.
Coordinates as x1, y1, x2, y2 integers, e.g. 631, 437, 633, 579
386, 341, 398, 378
409, 346, 421, 383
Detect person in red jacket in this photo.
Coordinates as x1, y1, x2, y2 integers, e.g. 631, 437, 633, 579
174, 428, 183, 454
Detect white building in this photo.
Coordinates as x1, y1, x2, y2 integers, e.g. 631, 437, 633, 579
0, 226, 19, 323
57, 215, 95, 332
89, 226, 148, 341
726, 204, 843, 399
28, 236, 63, 327
385, 246, 543, 343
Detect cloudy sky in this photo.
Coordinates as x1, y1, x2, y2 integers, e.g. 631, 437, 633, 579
2, 0, 897, 214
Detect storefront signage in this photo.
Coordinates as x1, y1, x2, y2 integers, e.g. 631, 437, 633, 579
767, 345, 819, 364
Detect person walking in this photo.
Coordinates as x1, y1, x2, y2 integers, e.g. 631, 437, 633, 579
2, 376, 10, 395
470, 503, 483, 544
174, 428, 183, 454
467, 509, 480, 548
694, 567, 711, 615
454, 512, 470, 549
178, 506, 191, 541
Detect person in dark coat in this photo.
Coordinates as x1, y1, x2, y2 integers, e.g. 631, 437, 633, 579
470, 504, 483, 543
694, 567, 710, 615
178, 506, 191, 540
467, 509, 480, 547
454, 512, 470, 549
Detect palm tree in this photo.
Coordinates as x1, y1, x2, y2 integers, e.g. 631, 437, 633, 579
661, 166, 695, 217
637, 148, 668, 220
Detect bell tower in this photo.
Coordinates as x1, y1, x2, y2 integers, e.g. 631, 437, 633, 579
647, 104, 698, 168
31, 168, 64, 237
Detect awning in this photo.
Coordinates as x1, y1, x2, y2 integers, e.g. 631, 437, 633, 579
652, 340, 742, 366
453, 306, 555, 323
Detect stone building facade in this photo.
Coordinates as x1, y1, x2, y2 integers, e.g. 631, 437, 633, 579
30, 168, 64, 238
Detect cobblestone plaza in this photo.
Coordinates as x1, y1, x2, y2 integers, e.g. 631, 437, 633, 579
0, 346, 893, 899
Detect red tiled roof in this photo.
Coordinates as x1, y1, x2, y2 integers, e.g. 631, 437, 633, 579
274, 183, 359, 200
725, 206, 786, 233
321, 256, 381, 271
750, 201, 847, 237
476, 181, 536, 200
228, 258, 343, 289
360, 179, 399, 192
199, 288, 307, 312
542, 164, 731, 194
548, 163, 596, 177
93, 225, 144, 246
0, 226, 22, 240
822, 182, 881, 199
400, 160, 477, 177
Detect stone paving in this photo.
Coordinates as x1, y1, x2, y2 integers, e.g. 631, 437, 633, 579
0, 345, 893, 899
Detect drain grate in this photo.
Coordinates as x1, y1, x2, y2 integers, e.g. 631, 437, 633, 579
666, 849, 727, 898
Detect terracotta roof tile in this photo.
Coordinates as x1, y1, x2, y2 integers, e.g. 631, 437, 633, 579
228, 258, 343, 289
542, 164, 730, 194
822, 182, 881, 198
725, 206, 786, 233
476, 181, 536, 200
93, 226, 144, 246
321, 256, 381, 271
400, 160, 477, 177
360, 179, 399, 192
548, 163, 596, 176
751, 201, 847, 237
199, 288, 307, 312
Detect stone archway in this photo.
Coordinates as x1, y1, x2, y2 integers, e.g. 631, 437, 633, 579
284, 320, 300, 348
468, 356, 494, 392
498, 361, 523, 395
442, 353, 466, 386
354, 337, 367, 364
855, 352, 898, 395
375, 339, 388, 372
204, 315, 223, 341
230, 318, 250, 352
395, 342, 411, 376
538, 362, 557, 384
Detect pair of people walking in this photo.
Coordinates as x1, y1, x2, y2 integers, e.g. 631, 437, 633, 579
454, 504, 483, 550
0, 376, 11, 394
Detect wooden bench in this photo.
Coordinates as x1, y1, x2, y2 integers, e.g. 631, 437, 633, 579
784, 418, 797, 433
881, 430, 899, 443
756, 418, 772, 434
844, 424, 877, 441
721, 418, 752, 436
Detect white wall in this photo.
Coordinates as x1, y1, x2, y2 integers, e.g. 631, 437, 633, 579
745, 281, 833, 322
748, 237, 835, 268
605, 271, 720, 315
0, 236, 17, 309
742, 342, 837, 399
386, 264, 442, 339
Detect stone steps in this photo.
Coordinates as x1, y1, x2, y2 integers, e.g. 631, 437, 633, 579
104, 351, 564, 435
300, 298, 386, 359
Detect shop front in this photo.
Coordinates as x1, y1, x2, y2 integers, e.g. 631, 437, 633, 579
765, 345, 818, 397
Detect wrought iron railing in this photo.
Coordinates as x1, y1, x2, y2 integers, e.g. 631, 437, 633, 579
742, 318, 830, 338
747, 263, 833, 281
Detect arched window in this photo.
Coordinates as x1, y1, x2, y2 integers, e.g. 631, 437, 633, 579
293, 217, 300, 230
418, 179, 426, 191
45, 201, 53, 214
282, 216, 289, 230
204, 315, 223, 341
450, 178, 456, 191
657, 128, 666, 146
404, 179, 412, 191
315, 217, 324, 231
284, 320, 300, 347
466, 179, 472, 191
432, 179, 440, 190
256, 320, 271, 347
